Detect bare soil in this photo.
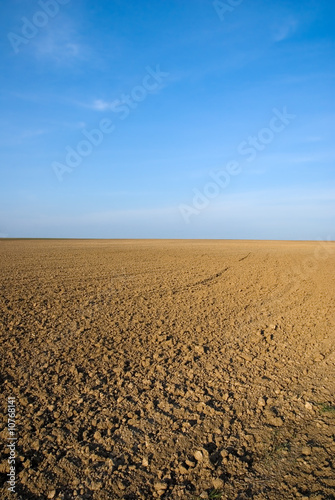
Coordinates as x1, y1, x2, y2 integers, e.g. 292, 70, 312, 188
1, 239, 335, 500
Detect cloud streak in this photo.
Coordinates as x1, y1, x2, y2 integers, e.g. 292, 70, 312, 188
272, 17, 298, 42
91, 99, 121, 111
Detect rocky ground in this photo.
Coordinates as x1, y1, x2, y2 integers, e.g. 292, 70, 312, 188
0, 239, 334, 499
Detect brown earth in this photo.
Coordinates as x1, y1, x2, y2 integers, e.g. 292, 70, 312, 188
0, 239, 335, 500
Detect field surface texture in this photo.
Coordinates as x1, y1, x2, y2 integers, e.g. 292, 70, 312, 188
0, 239, 335, 500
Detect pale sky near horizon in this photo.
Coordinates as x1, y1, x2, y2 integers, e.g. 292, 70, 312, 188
0, 0, 334, 239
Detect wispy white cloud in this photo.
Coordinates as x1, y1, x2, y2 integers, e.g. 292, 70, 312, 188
21, 129, 47, 139
301, 136, 324, 144
209, 186, 335, 211
34, 35, 84, 62
91, 99, 121, 111
257, 151, 335, 166
26, 13, 89, 65
272, 17, 298, 42
0, 206, 180, 237
46, 120, 88, 133
3, 187, 334, 239
248, 168, 266, 175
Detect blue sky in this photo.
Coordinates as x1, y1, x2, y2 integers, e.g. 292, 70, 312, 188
0, 0, 334, 239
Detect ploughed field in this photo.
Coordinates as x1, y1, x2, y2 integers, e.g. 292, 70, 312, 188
0, 239, 335, 500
